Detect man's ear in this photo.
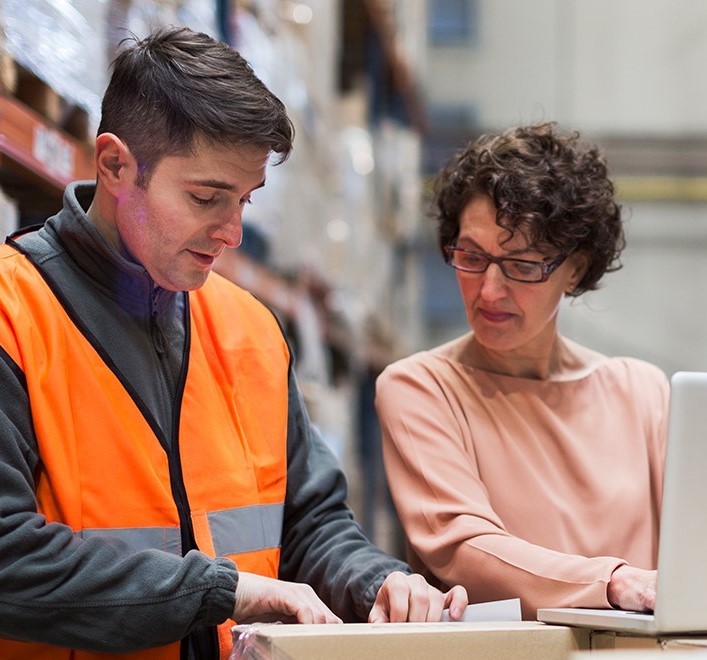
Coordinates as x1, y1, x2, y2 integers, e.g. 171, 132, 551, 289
95, 133, 135, 192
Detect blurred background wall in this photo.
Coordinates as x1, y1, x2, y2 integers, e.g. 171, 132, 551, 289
1, 0, 705, 555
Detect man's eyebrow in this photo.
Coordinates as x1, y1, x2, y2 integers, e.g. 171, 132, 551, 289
188, 179, 267, 192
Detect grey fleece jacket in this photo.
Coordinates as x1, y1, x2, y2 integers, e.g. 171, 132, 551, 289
0, 181, 409, 658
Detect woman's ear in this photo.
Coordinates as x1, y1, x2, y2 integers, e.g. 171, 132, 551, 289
94, 133, 135, 193
565, 252, 590, 293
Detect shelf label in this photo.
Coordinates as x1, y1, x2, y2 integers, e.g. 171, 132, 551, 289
32, 124, 75, 181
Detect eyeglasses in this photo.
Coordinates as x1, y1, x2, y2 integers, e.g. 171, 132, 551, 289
444, 245, 567, 283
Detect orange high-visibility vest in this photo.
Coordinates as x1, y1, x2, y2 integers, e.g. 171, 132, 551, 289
0, 243, 289, 660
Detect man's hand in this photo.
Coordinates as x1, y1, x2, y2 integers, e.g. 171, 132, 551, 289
607, 565, 657, 612
368, 571, 468, 623
233, 572, 342, 624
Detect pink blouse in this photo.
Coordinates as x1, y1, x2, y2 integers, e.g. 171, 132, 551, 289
375, 334, 669, 619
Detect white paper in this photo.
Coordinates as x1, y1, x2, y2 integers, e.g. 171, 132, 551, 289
441, 597, 522, 623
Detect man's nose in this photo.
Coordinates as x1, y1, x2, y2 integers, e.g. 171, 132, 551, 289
213, 208, 243, 249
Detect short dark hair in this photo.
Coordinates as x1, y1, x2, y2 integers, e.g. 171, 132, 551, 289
98, 26, 294, 184
432, 122, 625, 296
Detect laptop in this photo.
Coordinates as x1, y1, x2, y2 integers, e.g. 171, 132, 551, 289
537, 370, 707, 635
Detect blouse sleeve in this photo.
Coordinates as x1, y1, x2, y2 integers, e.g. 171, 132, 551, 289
375, 357, 636, 620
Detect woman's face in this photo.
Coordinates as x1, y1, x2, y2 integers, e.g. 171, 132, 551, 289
454, 195, 587, 356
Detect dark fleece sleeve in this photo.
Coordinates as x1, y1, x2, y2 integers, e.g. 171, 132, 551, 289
278, 369, 411, 621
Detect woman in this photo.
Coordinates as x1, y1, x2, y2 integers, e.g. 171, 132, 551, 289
375, 122, 668, 620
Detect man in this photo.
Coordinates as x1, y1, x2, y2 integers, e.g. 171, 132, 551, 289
0, 26, 467, 659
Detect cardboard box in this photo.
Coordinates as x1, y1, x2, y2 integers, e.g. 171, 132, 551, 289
231, 621, 590, 660
590, 631, 663, 651
571, 652, 707, 658
590, 630, 707, 651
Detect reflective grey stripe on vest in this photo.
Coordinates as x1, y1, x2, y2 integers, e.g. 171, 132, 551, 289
80, 526, 182, 555
78, 503, 283, 557
209, 503, 284, 557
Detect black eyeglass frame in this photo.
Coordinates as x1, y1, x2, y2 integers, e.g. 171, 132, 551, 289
444, 245, 568, 283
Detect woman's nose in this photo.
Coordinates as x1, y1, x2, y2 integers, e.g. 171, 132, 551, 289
479, 263, 508, 300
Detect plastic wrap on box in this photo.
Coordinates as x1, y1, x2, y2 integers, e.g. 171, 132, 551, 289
230, 624, 293, 660
0, 0, 107, 132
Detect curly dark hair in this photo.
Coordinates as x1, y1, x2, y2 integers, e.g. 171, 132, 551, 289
432, 122, 625, 296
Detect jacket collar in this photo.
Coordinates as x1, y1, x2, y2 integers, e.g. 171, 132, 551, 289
44, 180, 181, 317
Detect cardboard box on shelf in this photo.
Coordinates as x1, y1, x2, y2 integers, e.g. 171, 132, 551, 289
230, 621, 590, 660
0, 50, 17, 94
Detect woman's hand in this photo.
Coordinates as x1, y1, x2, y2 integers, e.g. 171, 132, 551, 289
607, 565, 657, 612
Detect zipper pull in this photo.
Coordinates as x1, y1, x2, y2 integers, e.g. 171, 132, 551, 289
150, 289, 166, 356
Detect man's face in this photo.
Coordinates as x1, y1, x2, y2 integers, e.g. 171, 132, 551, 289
114, 140, 270, 291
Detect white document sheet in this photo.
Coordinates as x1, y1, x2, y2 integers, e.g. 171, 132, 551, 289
441, 598, 522, 623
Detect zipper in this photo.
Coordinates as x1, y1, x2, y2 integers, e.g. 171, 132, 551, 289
148, 287, 196, 551
163, 293, 219, 659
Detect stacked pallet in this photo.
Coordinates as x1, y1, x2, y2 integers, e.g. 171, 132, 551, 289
0, 45, 95, 221
0, 51, 91, 145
